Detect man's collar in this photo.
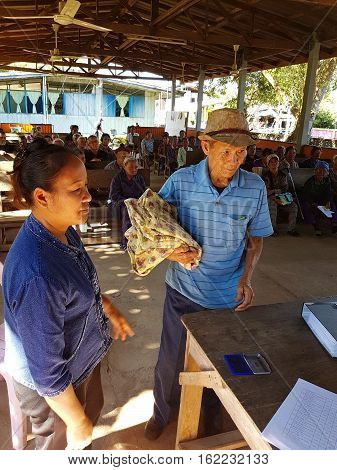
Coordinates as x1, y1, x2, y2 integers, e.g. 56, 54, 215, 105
195, 157, 245, 188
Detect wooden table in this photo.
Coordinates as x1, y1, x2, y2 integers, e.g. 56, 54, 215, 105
176, 297, 337, 450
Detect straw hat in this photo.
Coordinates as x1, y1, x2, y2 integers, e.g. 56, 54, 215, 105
198, 108, 256, 146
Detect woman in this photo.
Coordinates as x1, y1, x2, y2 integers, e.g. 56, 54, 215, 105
99, 133, 114, 157
3, 141, 134, 450
109, 156, 146, 250
263, 154, 299, 237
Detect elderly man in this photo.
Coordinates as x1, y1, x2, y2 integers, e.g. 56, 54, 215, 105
109, 156, 146, 250
300, 146, 322, 168
144, 108, 273, 440
84, 135, 110, 168
141, 131, 154, 167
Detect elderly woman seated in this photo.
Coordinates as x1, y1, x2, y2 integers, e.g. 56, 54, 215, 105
263, 154, 299, 237
302, 160, 337, 236
109, 156, 146, 250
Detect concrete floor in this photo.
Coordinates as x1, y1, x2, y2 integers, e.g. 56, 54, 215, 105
1, 188, 337, 449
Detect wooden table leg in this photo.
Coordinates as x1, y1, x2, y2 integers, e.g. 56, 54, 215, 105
175, 332, 203, 449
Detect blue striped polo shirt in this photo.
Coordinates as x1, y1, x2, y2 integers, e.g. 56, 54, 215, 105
158, 158, 273, 309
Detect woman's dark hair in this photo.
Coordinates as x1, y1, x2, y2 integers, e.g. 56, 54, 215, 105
285, 146, 296, 156
101, 133, 110, 142
10, 140, 78, 209
262, 147, 273, 157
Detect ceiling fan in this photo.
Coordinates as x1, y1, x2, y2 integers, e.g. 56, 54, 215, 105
23, 24, 99, 64
4, 0, 111, 33
225, 45, 250, 77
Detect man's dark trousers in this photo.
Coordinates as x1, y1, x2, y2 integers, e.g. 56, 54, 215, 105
153, 283, 219, 427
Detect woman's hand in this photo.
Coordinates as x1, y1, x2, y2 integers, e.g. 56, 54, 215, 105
66, 416, 93, 450
109, 311, 135, 341
102, 294, 135, 341
167, 245, 199, 265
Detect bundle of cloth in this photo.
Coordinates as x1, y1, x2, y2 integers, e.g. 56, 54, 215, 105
124, 188, 202, 276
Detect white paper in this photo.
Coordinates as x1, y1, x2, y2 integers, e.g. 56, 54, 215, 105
318, 206, 334, 218
262, 379, 337, 450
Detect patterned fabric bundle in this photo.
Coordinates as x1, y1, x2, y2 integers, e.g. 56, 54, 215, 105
124, 188, 202, 276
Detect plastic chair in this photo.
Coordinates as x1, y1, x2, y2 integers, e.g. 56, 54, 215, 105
0, 323, 27, 450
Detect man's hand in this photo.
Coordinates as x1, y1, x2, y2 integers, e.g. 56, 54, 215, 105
235, 280, 254, 311
66, 416, 93, 450
109, 311, 135, 341
167, 244, 199, 265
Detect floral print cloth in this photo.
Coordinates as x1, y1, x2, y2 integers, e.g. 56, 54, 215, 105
124, 188, 202, 276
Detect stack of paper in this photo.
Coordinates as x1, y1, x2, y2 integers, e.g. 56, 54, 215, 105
318, 206, 334, 218
262, 379, 337, 449
302, 302, 337, 357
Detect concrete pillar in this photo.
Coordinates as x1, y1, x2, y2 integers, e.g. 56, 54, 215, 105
296, 37, 320, 151
196, 65, 205, 132
95, 78, 103, 118
171, 74, 176, 111
237, 56, 247, 111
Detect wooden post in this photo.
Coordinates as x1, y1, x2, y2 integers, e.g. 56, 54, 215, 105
296, 36, 320, 152
237, 56, 247, 111
175, 332, 203, 449
196, 65, 205, 133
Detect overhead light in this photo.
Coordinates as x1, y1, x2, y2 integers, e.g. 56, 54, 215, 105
127, 35, 187, 46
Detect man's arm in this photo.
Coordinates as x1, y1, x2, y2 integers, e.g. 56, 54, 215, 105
235, 236, 263, 312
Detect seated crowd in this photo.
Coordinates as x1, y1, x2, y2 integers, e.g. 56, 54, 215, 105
2, 123, 337, 244
242, 143, 337, 237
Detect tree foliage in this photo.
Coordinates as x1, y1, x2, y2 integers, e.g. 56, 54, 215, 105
205, 58, 337, 138
313, 109, 337, 129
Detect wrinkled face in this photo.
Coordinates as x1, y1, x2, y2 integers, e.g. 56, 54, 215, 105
201, 139, 247, 180
286, 148, 296, 161
312, 148, 322, 159
77, 136, 86, 150
268, 157, 279, 172
277, 147, 285, 158
124, 160, 138, 178
33, 156, 92, 227
102, 136, 110, 146
116, 150, 129, 167
87, 137, 99, 152
315, 167, 326, 180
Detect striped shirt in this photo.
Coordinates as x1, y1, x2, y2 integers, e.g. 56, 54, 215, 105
158, 158, 273, 309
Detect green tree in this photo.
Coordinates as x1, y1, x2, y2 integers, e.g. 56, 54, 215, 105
313, 109, 337, 129
205, 58, 337, 141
